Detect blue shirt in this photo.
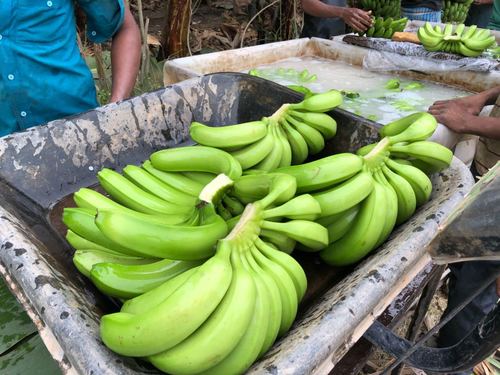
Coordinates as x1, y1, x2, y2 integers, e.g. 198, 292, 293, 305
0, 0, 125, 137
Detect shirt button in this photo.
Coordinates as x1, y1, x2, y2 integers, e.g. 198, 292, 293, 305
20, 111, 27, 117
0, 35, 3, 40
91, 31, 97, 36
47, 1, 53, 6
8, 74, 14, 80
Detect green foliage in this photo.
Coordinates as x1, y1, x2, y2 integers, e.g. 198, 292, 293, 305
85, 51, 165, 106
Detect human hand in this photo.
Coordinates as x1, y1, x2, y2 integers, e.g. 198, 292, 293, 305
341, 8, 373, 32
431, 93, 487, 117
473, 0, 493, 5
428, 100, 475, 133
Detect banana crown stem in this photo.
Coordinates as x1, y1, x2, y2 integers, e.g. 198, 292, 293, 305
363, 137, 391, 171
198, 173, 234, 204
225, 203, 262, 242
268, 104, 291, 123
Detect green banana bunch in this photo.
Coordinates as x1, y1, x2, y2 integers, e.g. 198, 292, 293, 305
442, 0, 473, 23
189, 90, 342, 171
285, 111, 451, 266
359, 0, 401, 18
98, 169, 327, 374
361, 16, 408, 39
418, 22, 495, 57
90, 259, 203, 299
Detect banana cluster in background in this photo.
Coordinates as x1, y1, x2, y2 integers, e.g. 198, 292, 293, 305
442, 0, 474, 23
418, 22, 497, 56
359, 0, 401, 18
317, 112, 452, 266
190, 90, 342, 171
62, 91, 454, 374
358, 16, 408, 38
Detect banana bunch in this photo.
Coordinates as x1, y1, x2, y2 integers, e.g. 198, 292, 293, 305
418, 22, 496, 56
359, 0, 401, 18
442, 0, 473, 23
99, 172, 328, 375
63, 146, 248, 299
360, 16, 408, 38
190, 90, 342, 171
264, 112, 452, 266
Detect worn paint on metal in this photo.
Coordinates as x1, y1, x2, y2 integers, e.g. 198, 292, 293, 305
0, 73, 475, 374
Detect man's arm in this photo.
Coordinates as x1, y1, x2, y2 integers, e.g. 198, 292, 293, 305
110, 5, 141, 102
302, 0, 373, 32
429, 87, 500, 139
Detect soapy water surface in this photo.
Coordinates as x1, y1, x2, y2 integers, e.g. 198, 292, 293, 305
248, 57, 471, 124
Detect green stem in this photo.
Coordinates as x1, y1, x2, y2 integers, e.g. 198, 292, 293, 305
225, 203, 262, 244
363, 137, 391, 171
269, 103, 291, 123
198, 173, 233, 204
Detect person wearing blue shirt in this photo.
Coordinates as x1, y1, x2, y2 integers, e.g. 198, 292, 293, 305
0, 0, 141, 137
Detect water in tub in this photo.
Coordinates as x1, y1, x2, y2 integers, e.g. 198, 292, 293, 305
246, 56, 471, 125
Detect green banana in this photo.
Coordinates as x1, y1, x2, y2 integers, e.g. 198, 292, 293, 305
189, 120, 268, 148
280, 118, 309, 165
261, 219, 328, 251
389, 141, 453, 171
386, 158, 432, 207
380, 112, 431, 138
320, 179, 387, 266
253, 122, 284, 171
73, 187, 190, 225
323, 205, 360, 243
288, 110, 337, 139
123, 165, 196, 206
222, 195, 245, 216
142, 160, 204, 197
312, 171, 375, 217
285, 115, 325, 155
373, 171, 398, 247
97, 168, 193, 216
260, 229, 296, 254
288, 90, 343, 112
230, 127, 275, 170
276, 124, 292, 168
381, 164, 416, 224
95, 203, 228, 260
73, 250, 153, 278
249, 246, 297, 336
150, 146, 242, 180
387, 112, 437, 144
66, 229, 122, 254
232, 173, 295, 205
199, 252, 269, 375
90, 258, 202, 299
148, 247, 256, 374
275, 153, 363, 193
121, 267, 199, 314
182, 171, 216, 186
100, 241, 233, 357
255, 238, 307, 300
242, 249, 282, 355
63, 208, 143, 256
263, 194, 322, 221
